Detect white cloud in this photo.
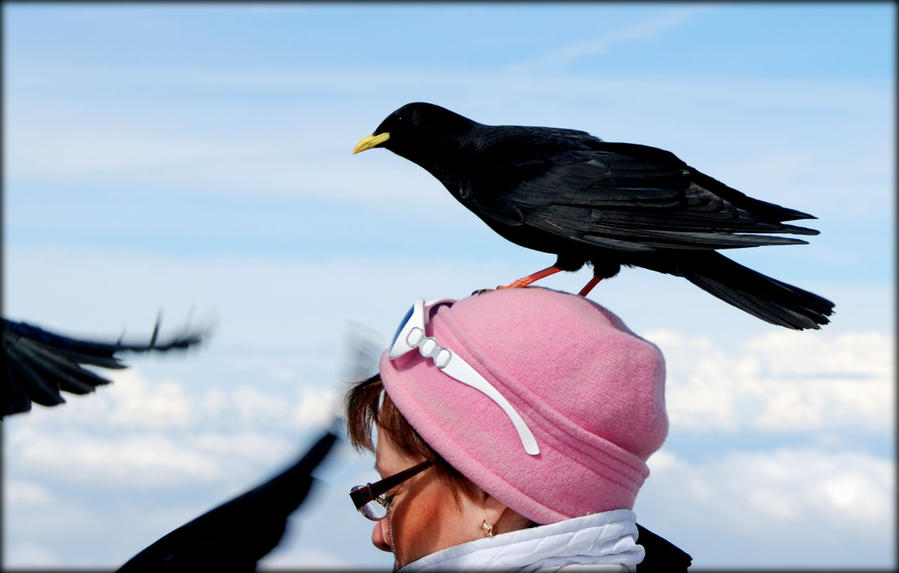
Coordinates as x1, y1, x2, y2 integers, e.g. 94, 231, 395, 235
647, 329, 893, 432
230, 385, 293, 425
185, 432, 293, 467
639, 447, 895, 566
5, 479, 56, 505
12, 431, 223, 489
200, 388, 227, 418
6, 425, 313, 495
511, 7, 703, 71
107, 369, 194, 429
4, 542, 64, 568
743, 330, 890, 377
289, 386, 342, 429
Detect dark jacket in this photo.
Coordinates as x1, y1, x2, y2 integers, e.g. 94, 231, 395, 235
636, 524, 692, 572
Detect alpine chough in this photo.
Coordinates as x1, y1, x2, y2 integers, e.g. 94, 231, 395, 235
118, 430, 337, 572
354, 102, 834, 330
2, 316, 203, 418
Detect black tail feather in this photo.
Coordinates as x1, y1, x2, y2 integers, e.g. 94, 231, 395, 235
653, 252, 834, 330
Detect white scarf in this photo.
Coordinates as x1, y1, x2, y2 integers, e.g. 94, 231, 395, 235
400, 509, 644, 572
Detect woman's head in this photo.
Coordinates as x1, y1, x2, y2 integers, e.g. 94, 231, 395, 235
346, 288, 668, 562
347, 374, 533, 567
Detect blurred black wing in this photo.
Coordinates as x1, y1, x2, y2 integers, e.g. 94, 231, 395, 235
2, 317, 203, 418
118, 430, 338, 573
469, 134, 818, 253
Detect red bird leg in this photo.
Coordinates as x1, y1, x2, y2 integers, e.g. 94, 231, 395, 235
498, 266, 563, 289
578, 276, 603, 297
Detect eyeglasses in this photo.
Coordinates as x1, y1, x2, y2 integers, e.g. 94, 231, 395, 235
387, 298, 539, 456
350, 459, 435, 520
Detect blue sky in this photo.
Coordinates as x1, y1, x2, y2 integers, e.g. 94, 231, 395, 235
3, 3, 894, 570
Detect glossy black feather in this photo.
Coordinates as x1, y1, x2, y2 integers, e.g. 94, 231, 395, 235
2, 317, 203, 418
117, 430, 338, 573
361, 102, 835, 329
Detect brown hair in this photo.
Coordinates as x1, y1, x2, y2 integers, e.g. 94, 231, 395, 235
345, 374, 479, 502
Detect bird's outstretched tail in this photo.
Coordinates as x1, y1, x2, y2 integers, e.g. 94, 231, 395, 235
654, 252, 834, 330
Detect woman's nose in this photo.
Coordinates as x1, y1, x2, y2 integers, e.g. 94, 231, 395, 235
371, 518, 392, 552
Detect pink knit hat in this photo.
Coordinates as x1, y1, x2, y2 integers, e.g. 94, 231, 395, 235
379, 287, 667, 525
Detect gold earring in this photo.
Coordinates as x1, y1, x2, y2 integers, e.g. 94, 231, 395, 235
480, 517, 494, 537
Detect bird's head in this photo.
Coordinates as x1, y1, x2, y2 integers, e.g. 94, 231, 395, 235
353, 102, 475, 164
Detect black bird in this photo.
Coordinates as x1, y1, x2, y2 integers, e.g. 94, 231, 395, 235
354, 102, 835, 330
117, 430, 338, 573
2, 316, 203, 418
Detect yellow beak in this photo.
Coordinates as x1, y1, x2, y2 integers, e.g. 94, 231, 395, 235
353, 132, 391, 154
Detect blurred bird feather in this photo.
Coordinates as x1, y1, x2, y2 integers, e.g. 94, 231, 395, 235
1, 314, 206, 418
117, 430, 338, 573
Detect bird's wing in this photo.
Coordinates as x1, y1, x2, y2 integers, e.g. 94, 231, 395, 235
1, 318, 203, 418
483, 142, 818, 252
117, 430, 338, 572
